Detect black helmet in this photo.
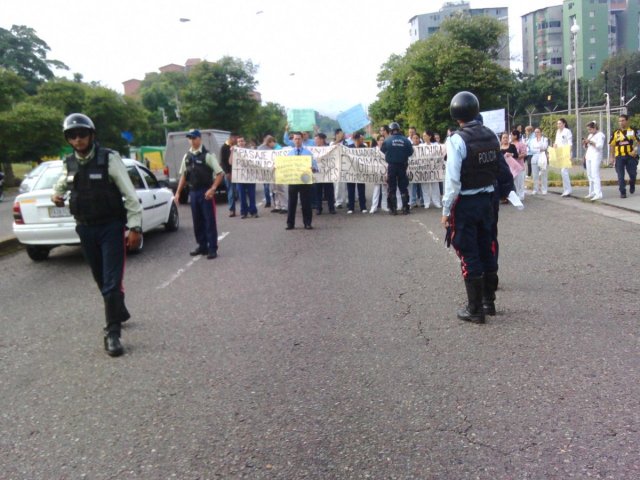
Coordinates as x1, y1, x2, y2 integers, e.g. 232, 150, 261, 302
388, 122, 401, 132
63, 113, 95, 133
449, 91, 480, 122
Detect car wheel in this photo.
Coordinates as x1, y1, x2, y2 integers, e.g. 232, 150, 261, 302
128, 233, 144, 254
26, 246, 51, 262
165, 202, 179, 232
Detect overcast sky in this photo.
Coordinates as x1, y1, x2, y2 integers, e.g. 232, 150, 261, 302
4, 0, 560, 117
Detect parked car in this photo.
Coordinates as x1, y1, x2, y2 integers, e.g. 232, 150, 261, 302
12, 159, 179, 261
19, 162, 52, 194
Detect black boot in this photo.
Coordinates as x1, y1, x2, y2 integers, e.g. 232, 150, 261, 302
388, 195, 397, 215
401, 194, 410, 215
457, 277, 485, 324
104, 332, 123, 357
482, 271, 499, 316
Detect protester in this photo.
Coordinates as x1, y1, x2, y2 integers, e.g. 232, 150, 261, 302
346, 133, 368, 213
370, 134, 390, 214
583, 121, 605, 200
530, 127, 549, 195
313, 132, 336, 214
524, 125, 535, 177
409, 133, 423, 208
511, 129, 527, 201
419, 131, 443, 209
257, 134, 276, 208
442, 92, 500, 324
235, 136, 259, 218
554, 118, 573, 197
286, 132, 318, 230
52, 113, 143, 356
609, 114, 638, 198
219, 133, 238, 217
332, 128, 348, 209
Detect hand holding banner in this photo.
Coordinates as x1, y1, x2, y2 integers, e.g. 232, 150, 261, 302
275, 155, 313, 184
548, 145, 572, 168
287, 109, 316, 132
336, 104, 370, 133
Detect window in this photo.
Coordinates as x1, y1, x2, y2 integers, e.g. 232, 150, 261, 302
127, 167, 144, 189
549, 21, 561, 28
590, 24, 596, 31
551, 57, 563, 65
139, 167, 159, 189
590, 37, 596, 44
589, 11, 595, 17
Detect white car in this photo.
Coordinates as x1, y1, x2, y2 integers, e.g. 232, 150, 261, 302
12, 159, 179, 261
19, 162, 52, 194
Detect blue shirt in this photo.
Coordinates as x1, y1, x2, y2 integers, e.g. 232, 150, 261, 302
288, 146, 318, 171
442, 133, 494, 217
282, 132, 315, 147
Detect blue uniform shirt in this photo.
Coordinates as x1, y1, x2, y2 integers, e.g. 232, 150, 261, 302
442, 133, 495, 217
283, 132, 315, 148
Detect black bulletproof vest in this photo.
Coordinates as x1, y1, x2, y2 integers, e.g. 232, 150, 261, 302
186, 147, 214, 190
456, 121, 500, 190
66, 148, 127, 225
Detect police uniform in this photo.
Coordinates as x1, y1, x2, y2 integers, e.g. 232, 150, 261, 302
380, 124, 414, 215
53, 142, 142, 354
443, 92, 499, 324
609, 126, 638, 197
178, 145, 224, 257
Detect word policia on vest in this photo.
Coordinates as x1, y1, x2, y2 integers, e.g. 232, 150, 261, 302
232, 144, 446, 185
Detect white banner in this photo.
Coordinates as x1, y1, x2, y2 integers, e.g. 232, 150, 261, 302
232, 144, 445, 184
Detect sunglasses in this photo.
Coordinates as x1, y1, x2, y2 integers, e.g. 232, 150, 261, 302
65, 129, 91, 140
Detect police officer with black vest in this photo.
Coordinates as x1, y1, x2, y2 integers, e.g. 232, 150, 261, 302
174, 129, 224, 259
380, 122, 414, 215
441, 92, 500, 324
52, 113, 142, 356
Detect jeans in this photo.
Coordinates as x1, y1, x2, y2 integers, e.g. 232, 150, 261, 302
347, 183, 366, 211
237, 183, 257, 215
615, 155, 638, 194
224, 175, 236, 211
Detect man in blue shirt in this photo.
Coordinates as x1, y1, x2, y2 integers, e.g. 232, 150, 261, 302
442, 91, 499, 324
286, 132, 318, 230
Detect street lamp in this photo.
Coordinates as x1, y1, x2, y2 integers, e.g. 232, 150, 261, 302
566, 64, 573, 114
570, 20, 580, 157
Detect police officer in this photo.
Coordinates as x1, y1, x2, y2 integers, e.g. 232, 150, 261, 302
174, 129, 224, 259
441, 92, 500, 324
51, 113, 142, 356
380, 122, 414, 215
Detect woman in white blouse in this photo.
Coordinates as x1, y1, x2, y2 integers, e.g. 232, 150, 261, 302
530, 128, 549, 195
583, 121, 605, 200
553, 118, 573, 197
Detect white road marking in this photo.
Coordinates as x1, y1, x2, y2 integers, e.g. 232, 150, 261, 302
411, 219, 458, 260
156, 232, 230, 290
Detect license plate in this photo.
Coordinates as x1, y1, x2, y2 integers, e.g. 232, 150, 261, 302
49, 206, 70, 218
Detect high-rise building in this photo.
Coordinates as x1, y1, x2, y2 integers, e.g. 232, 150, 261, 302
521, 6, 564, 76
409, 1, 510, 69
522, 1, 640, 82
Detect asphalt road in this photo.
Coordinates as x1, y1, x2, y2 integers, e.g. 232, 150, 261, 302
1, 193, 639, 479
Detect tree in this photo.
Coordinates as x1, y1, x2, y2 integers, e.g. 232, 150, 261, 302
181, 57, 259, 132
0, 25, 68, 94
0, 68, 27, 112
596, 51, 640, 113
510, 70, 568, 124
30, 79, 87, 114
369, 16, 513, 135
244, 102, 287, 144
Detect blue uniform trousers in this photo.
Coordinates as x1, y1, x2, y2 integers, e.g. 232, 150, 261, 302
287, 184, 313, 227
450, 193, 498, 279
347, 183, 366, 211
387, 162, 409, 197
76, 220, 128, 334
190, 188, 218, 254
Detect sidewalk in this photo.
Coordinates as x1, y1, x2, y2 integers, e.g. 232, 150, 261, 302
529, 165, 640, 213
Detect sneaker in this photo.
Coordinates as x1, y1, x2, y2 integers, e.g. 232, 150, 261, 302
561, 191, 571, 197
240, 214, 247, 219
336, 204, 343, 209
584, 193, 594, 199
347, 210, 353, 214
369, 208, 377, 214
591, 194, 602, 201
542, 191, 548, 195
434, 203, 442, 208
361, 209, 368, 213
621, 193, 627, 198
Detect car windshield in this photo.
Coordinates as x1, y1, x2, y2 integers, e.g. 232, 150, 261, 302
33, 165, 63, 190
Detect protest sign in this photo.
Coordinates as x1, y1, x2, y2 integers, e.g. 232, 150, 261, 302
287, 109, 316, 131
336, 104, 370, 133
231, 147, 275, 183
340, 147, 387, 184
480, 109, 506, 135
548, 145, 572, 168
407, 144, 446, 183
274, 155, 313, 184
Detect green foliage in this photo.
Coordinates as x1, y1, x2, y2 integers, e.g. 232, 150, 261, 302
181, 57, 259, 133
0, 102, 63, 162
316, 113, 339, 136
0, 25, 68, 94
0, 68, 27, 111
244, 102, 287, 144
596, 51, 640, 114
368, 54, 410, 128
510, 70, 568, 119
29, 79, 87, 113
